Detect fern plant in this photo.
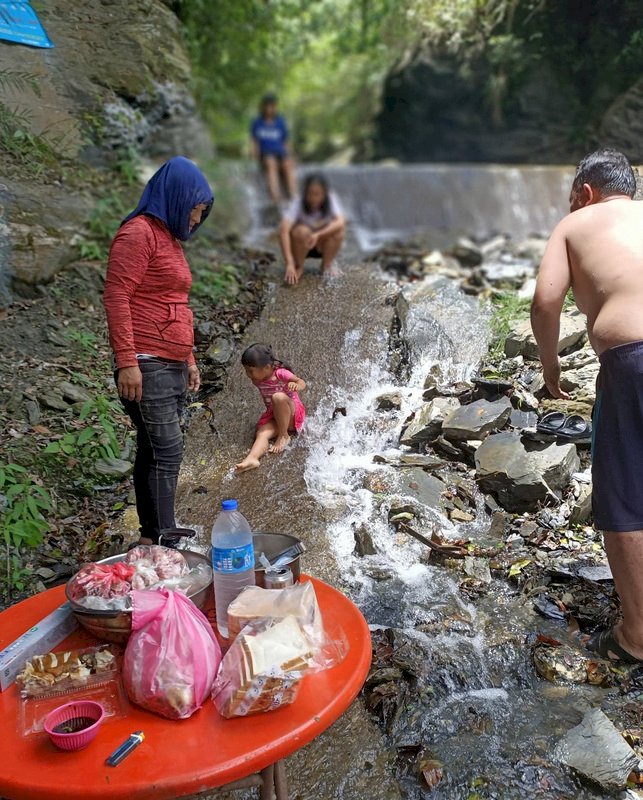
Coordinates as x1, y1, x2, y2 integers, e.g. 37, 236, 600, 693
0, 67, 56, 169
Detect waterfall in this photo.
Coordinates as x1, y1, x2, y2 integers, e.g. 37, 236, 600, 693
245, 162, 574, 253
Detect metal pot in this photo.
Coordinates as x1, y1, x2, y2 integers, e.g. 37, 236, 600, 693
65, 550, 213, 644
252, 532, 303, 587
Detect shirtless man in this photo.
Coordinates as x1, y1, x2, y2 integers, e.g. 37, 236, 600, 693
531, 148, 643, 663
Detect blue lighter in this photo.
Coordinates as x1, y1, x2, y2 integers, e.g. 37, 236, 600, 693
106, 731, 145, 766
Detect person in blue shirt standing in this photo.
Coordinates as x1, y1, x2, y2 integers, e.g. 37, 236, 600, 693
250, 93, 297, 205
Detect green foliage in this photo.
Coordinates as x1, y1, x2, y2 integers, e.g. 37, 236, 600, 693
43, 396, 125, 463
0, 68, 58, 173
191, 260, 241, 304
0, 463, 53, 597
0, 463, 52, 549
78, 194, 128, 262
488, 291, 531, 360
178, 0, 643, 159
177, 0, 413, 158
66, 328, 99, 355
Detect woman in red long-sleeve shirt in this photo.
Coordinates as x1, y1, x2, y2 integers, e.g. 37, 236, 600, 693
104, 156, 213, 547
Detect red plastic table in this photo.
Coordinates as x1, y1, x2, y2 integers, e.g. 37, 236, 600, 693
0, 576, 371, 800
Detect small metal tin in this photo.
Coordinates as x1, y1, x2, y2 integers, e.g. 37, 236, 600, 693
263, 567, 294, 590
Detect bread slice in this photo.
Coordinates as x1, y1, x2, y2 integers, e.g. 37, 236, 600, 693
244, 616, 312, 677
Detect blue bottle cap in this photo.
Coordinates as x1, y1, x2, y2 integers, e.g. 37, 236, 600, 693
221, 499, 238, 511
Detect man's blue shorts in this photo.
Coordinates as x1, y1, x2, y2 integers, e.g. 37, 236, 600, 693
592, 340, 643, 531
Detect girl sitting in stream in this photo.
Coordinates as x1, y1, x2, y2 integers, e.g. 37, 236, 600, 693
235, 343, 307, 473
279, 172, 346, 285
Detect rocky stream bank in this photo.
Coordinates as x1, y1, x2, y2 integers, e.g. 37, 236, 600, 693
350, 234, 643, 798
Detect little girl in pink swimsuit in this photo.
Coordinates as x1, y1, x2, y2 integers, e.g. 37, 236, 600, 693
235, 343, 306, 473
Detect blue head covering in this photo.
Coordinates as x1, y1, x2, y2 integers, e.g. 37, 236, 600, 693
122, 156, 214, 241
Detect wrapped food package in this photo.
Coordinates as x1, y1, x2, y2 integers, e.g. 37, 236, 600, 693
212, 615, 313, 718
213, 581, 348, 718
68, 562, 135, 604
16, 646, 117, 697
227, 581, 323, 641
125, 546, 189, 581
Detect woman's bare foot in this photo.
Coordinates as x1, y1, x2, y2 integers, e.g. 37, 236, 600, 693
270, 434, 291, 454
322, 262, 343, 279
235, 456, 261, 473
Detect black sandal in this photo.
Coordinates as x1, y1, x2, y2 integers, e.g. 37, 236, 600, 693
556, 414, 591, 441
159, 527, 196, 548
536, 411, 567, 435
587, 627, 643, 664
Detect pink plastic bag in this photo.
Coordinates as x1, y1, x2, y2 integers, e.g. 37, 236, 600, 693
123, 589, 221, 720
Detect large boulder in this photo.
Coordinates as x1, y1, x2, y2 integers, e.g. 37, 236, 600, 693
375, 51, 579, 164
475, 431, 580, 512
6, 183, 94, 287
1, 0, 213, 293
394, 276, 482, 367
442, 398, 511, 442
400, 398, 460, 445
559, 345, 600, 399
598, 77, 643, 163
556, 708, 638, 792
397, 468, 445, 514
504, 309, 586, 359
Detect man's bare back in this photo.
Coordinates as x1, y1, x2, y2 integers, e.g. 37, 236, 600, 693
532, 192, 643, 401
561, 198, 643, 354
531, 150, 643, 665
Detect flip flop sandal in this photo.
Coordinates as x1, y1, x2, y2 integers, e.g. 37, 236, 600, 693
536, 411, 567, 435
587, 627, 642, 664
556, 414, 591, 441
159, 527, 196, 548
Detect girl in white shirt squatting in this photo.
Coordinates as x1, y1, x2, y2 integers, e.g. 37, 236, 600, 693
279, 173, 346, 285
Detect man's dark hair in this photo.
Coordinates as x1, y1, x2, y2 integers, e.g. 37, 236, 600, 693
260, 92, 278, 111
572, 149, 636, 198
302, 172, 331, 216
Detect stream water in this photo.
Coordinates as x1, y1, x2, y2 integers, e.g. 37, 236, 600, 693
180, 164, 624, 799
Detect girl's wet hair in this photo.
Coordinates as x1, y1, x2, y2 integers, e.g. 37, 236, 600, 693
302, 172, 331, 217
241, 343, 292, 372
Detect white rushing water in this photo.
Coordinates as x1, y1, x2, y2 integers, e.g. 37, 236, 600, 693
303, 274, 491, 625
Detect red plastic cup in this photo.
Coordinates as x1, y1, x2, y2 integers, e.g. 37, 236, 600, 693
44, 700, 105, 751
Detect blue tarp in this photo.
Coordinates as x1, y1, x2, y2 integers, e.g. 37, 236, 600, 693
0, 2, 53, 48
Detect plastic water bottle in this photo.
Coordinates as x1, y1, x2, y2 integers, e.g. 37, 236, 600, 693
211, 499, 255, 638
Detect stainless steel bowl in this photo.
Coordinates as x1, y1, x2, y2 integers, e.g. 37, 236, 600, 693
206, 533, 304, 588
252, 532, 303, 587
66, 550, 213, 644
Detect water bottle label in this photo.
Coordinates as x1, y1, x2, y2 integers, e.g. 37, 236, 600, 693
212, 544, 254, 573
